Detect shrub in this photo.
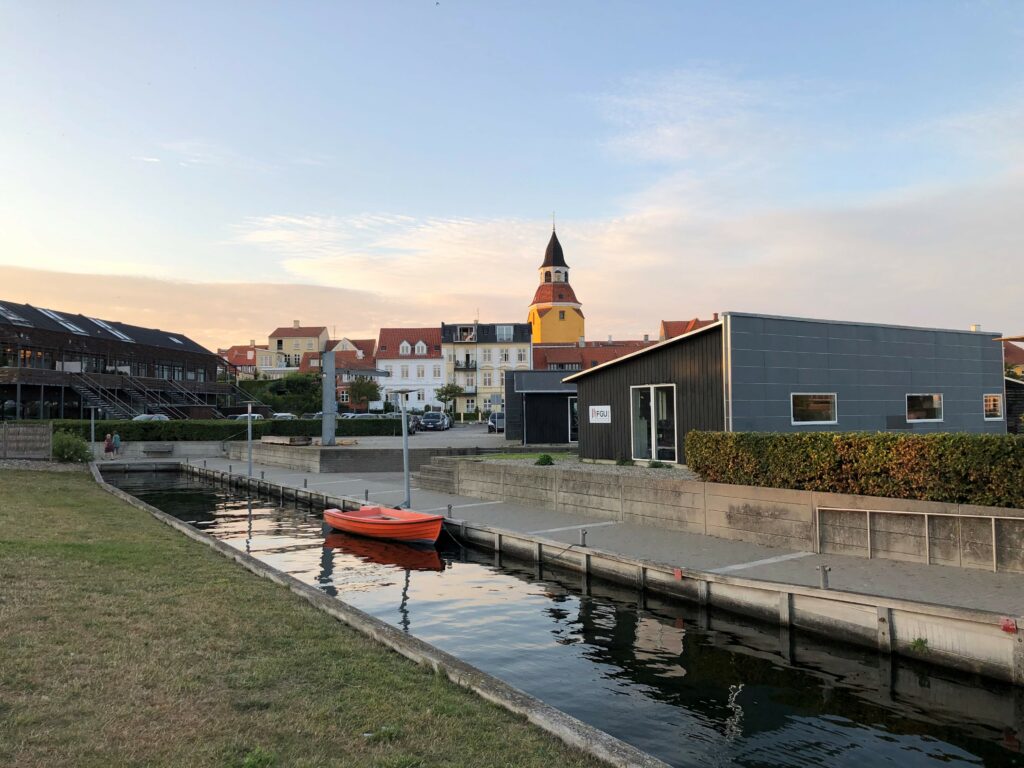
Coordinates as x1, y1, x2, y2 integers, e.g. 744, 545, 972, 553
534, 453, 554, 466
648, 460, 669, 469
685, 431, 1024, 509
45, 418, 408, 443
52, 430, 92, 463
615, 456, 634, 466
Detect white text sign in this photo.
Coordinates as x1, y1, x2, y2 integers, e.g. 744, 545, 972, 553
588, 405, 612, 424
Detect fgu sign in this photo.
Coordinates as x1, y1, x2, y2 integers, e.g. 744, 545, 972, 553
588, 405, 611, 424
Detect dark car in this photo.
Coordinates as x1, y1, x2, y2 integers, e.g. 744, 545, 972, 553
419, 412, 449, 431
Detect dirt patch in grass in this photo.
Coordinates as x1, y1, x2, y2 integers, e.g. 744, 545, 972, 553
0, 470, 604, 768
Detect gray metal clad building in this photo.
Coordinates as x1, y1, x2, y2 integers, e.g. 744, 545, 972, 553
566, 313, 1008, 464
504, 370, 578, 444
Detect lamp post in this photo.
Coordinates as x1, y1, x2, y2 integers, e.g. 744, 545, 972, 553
244, 400, 256, 478
86, 406, 99, 458
391, 388, 416, 509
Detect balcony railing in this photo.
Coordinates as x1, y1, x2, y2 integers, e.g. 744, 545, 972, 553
461, 385, 477, 394
454, 360, 477, 370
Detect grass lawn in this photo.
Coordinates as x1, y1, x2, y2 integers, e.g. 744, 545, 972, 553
0, 470, 604, 768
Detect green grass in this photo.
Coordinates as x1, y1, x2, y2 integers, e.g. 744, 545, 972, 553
0, 471, 603, 768
480, 452, 577, 462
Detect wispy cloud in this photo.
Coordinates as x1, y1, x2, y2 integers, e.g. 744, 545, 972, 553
132, 156, 162, 163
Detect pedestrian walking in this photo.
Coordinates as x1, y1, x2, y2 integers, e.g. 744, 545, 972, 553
103, 433, 114, 460
112, 431, 122, 457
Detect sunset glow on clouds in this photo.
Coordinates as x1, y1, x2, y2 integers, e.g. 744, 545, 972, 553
2, 4, 1022, 350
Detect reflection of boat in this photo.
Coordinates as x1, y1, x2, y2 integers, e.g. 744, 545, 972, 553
323, 506, 443, 545
323, 532, 444, 571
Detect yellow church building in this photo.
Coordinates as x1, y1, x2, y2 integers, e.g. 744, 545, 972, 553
527, 229, 585, 344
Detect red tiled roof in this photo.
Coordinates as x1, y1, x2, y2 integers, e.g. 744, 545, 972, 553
220, 344, 267, 367
1005, 342, 1024, 367
270, 326, 327, 338
659, 317, 717, 340
532, 340, 654, 370
530, 283, 580, 306
299, 348, 377, 374
376, 327, 442, 359
350, 338, 376, 358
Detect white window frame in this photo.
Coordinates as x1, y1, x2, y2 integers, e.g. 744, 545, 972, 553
432, 364, 441, 378
482, 372, 492, 387
500, 348, 510, 363
628, 383, 678, 464
496, 325, 513, 342
482, 348, 492, 363
400, 365, 409, 379
415, 341, 426, 355
906, 393, 944, 423
790, 393, 838, 426
399, 341, 411, 355
517, 348, 527, 363
983, 393, 1004, 421
416, 364, 425, 379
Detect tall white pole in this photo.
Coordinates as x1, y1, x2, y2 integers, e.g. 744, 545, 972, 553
247, 401, 253, 478
400, 393, 410, 509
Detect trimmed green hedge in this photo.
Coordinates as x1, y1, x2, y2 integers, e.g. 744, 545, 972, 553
685, 431, 1024, 509
46, 419, 409, 442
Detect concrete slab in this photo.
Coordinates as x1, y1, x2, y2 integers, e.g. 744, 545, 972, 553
189, 456, 1024, 617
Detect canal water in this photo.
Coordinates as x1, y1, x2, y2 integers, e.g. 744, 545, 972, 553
107, 471, 1024, 768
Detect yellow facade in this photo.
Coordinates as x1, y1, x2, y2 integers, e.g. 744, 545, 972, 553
528, 304, 584, 344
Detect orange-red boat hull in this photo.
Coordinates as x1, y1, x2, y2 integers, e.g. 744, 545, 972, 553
323, 506, 443, 544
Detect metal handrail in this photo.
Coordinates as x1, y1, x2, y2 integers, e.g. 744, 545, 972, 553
121, 375, 189, 420
74, 371, 138, 417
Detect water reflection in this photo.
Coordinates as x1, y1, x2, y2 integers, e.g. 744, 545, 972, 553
106, 471, 1024, 768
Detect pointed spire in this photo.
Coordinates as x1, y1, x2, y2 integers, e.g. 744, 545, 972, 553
541, 229, 568, 268
552, 211, 556, 233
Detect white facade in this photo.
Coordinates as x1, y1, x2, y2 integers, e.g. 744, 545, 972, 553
376, 328, 444, 410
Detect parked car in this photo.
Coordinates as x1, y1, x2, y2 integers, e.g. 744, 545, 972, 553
272, 412, 297, 420
352, 413, 379, 419
419, 412, 450, 431
339, 412, 358, 419
487, 412, 505, 433
232, 413, 264, 421
132, 413, 170, 421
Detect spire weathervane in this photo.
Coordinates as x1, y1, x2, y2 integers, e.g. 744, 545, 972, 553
552, 211, 556, 232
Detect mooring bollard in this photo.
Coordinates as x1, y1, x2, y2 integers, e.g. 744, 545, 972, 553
203, 460, 207, 468
817, 565, 831, 589
580, 528, 588, 547
447, 503, 453, 518
228, 464, 232, 474
260, 470, 265, 480
303, 478, 308, 489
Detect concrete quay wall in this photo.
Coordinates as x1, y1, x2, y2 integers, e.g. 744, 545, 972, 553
226, 442, 485, 473
447, 459, 1024, 574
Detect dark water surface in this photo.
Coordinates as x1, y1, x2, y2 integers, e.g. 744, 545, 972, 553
107, 471, 1024, 768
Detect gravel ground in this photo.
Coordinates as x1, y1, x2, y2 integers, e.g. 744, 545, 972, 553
480, 456, 700, 481
0, 459, 89, 473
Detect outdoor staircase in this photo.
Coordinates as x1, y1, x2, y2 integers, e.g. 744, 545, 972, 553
68, 374, 137, 420
412, 457, 457, 493
122, 376, 188, 419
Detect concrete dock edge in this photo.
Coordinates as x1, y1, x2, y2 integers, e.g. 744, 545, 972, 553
88, 462, 671, 768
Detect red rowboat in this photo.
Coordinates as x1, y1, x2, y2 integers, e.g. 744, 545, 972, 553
323, 505, 443, 545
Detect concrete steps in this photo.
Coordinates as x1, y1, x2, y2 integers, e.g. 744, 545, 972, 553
413, 460, 456, 493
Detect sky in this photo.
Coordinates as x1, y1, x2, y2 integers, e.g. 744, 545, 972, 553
2, 1, 1023, 350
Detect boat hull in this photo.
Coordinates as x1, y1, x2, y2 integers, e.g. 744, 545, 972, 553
323, 506, 443, 544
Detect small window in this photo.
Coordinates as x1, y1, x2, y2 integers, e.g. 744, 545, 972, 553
496, 325, 513, 342
400, 341, 411, 355
984, 394, 1004, 420
416, 365, 425, 379
517, 349, 527, 363
907, 394, 943, 422
415, 341, 426, 355
400, 365, 409, 378
482, 372, 492, 387
482, 348, 492, 363
340, 390, 349, 403
500, 348, 510, 363
791, 393, 837, 425
544, 272, 551, 283
432, 365, 441, 378
558, 310, 566, 320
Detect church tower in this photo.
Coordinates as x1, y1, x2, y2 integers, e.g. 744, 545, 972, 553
527, 229, 585, 345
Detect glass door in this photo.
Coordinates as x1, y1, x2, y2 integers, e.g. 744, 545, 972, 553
653, 385, 676, 462
568, 396, 578, 443
631, 387, 653, 460
631, 385, 676, 462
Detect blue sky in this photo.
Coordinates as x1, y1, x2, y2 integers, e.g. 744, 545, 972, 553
2, 1, 1022, 347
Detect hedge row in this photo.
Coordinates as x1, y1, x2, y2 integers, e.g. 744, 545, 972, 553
48, 419, 409, 442
685, 431, 1024, 509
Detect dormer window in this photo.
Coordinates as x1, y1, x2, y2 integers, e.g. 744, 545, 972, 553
399, 341, 411, 355
414, 341, 426, 355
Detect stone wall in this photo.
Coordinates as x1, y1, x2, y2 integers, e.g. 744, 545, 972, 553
450, 459, 1024, 573
228, 442, 487, 474
1, 422, 52, 459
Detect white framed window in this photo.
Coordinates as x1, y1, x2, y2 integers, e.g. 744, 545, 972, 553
400, 365, 409, 379
907, 393, 943, 422
517, 348, 527, 363
629, 384, 677, 463
432, 364, 441, 378
466, 375, 476, 387
400, 341, 411, 355
496, 325, 513, 342
417, 389, 424, 401
415, 341, 426, 355
292, 340, 300, 350
307, 340, 314, 350
482, 372, 492, 387
416, 364, 425, 379
984, 394, 1004, 420
340, 390, 349, 403
791, 393, 838, 425
465, 398, 475, 411
500, 348, 510, 363
482, 348, 492, 363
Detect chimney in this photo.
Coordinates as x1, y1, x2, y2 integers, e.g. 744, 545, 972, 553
249, 339, 255, 347
713, 312, 719, 321
970, 323, 981, 332
643, 333, 649, 342
607, 334, 612, 342
293, 320, 300, 328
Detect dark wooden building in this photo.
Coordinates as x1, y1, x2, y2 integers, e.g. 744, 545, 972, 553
503, 370, 578, 445
1007, 378, 1024, 435
566, 314, 1008, 465
0, 299, 244, 420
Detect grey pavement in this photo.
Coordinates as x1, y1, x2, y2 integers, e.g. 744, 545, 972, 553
192, 455, 1024, 616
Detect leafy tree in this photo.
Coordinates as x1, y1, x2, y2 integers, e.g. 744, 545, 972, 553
435, 383, 464, 415
347, 376, 381, 409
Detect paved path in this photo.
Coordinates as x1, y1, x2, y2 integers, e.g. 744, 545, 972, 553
189, 456, 1024, 616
